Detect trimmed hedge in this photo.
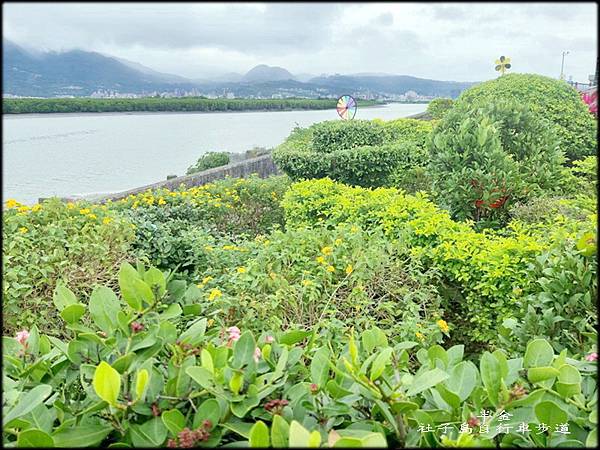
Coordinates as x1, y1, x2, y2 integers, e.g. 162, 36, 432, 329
426, 98, 454, 119
456, 73, 597, 161
273, 118, 434, 188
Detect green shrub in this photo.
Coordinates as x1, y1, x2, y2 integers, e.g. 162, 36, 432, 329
273, 119, 434, 188
109, 176, 290, 276
500, 239, 597, 356
426, 98, 454, 119
456, 73, 597, 161
3, 270, 597, 449
2, 198, 135, 336
428, 99, 565, 227
282, 178, 596, 347
311, 120, 387, 153
196, 224, 445, 345
186, 151, 230, 175
509, 195, 596, 224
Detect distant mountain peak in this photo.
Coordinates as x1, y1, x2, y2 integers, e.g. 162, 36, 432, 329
242, 64, 296, 83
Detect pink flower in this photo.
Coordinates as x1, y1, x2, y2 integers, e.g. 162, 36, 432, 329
265, 335, 275, 344
16, 330, 30, 346
227, 326, 241, 342
585, 352, 598, 362
253, 347, 262, 363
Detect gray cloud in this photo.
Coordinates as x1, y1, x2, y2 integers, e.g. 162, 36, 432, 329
2, 2, 597, 82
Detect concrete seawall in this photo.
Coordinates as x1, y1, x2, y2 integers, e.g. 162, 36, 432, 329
50, 153, 280, 204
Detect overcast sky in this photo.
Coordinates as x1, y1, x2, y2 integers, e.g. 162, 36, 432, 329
3, 2, 598, 82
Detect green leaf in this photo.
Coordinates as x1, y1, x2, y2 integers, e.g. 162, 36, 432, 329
249, 421, 270, 448
308, 430, 321, 447
112, 352, 135, 374
534, 401, 567, 428
135, 369, 150, 401
3, 384, 53, 425
17, 428, 54, 447
162, 409, 186, 436
232, 331, 256, 369
130, 417, 168, 447
144, 267, 166, 297
279, 330, 310, 346
361, 327, 388, 354
445, 361, 477, 401
586, 428, 597, 447
119, 262, 143, 311
527, 367, 560, 383
52, 283, 77, 311
179, 318, 207, 346
92, 361, 121, 406
52, 425, 112, 447
186, 367, 214, 389
406, 368, 449, 396
271, 415, 290, 448
289, 421, 311, 448
558, 364, 581, 384
370, 348, 393, 381
201, 348, 214, 374
229, 372, 244, 395
60, 303, 86, 324
193, 399, 221, 430
311, 347, 330, 387
524, 339, 554, 368
222, 422, 253, 439
89, 286, 121, 332
480, 352, 500, 406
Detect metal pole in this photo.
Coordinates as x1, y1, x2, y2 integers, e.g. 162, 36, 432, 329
560, 51, 569, 80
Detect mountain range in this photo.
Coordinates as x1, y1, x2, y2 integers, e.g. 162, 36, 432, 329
3, 40, 477, 98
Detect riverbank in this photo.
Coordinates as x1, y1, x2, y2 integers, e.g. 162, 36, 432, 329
3, 97, 380, 114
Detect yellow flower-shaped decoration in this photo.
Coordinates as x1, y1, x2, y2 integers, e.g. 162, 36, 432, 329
321, 246, 333, 255
326, 265, 336, 273
103, 217, 113, 225
201, 276, 213, 285
18, 227, 28, 234
302, 279, 313, 286
158, 198, 166, 205
334, 238, 343, 246
18, 206, 30, 213
88, 214, 97, 220
31, 204, 42, 212
237, 267, 247, 274
316, 256, 326, 265
436, 319, 449, 333
5, 199, 19, 209
79, 208, 91, 215
345, 264, 354, 275
415, 332, 425, 341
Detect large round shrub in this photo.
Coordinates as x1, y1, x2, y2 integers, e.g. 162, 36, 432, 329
186, 151, 230, 174
428, 99, 566, 226
456, 73, 597, 161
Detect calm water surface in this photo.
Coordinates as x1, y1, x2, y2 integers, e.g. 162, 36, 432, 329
3, 103, 426, 204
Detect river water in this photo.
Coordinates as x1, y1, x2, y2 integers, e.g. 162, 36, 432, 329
2, 103, 427, 204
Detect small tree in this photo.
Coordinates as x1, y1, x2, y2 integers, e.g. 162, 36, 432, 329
428, 100, 565, 227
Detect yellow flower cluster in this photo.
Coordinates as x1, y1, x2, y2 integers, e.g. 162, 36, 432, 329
236, 267, 247, 274
208, 288, 222, 301
321, 246, 333, 255
5, 199, 19, 209
436, 319, 450, 333
18, 227, 28, 234
345, 264, 354, 275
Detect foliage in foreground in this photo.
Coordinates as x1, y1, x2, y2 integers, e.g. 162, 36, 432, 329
426, 98, 454, 120
282, 178, 597, 351
2, 198, 135, 336
3, 262, 597, 448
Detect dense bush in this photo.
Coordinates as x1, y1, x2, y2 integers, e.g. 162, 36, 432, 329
3, 264, 597, 447
282, 178, 595, 348
456, 73, 597, 161
273, 119, 434, 188
500, 238, 597, 356
108, 176, 290, 276
2, 198, 135, 336
311, 120, 387, 153
186, 152, 230, 175
428, 100, 565, 227
195, 224, 446, 345
426, 98, 454, 119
